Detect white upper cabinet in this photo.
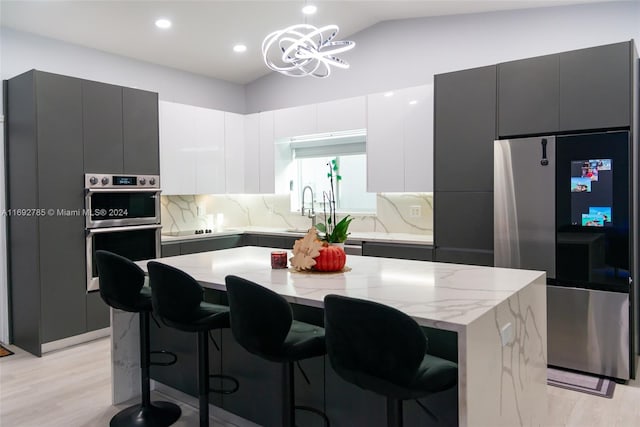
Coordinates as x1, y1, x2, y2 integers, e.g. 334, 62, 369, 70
367, 90, 405, 192
273, 104, 317, 139
224, 112, 245, 194
273, 97, 367, 140
258, 111, 275, 193
403, 85, 433, 192
244, 113, 260, 193
159, 100, 225, 195
316, 96, 366, 134
366, 85, 434, 192
193, 106, 225, 194
243, 111, 275, 194
159, 101, 196, 195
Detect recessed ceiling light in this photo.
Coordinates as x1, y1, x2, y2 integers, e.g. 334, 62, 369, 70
302, 5, 317, 15
409, 100, 418, 105
233, 44, 247, 53
384, 91, 394, 97
155, 18, 172, 29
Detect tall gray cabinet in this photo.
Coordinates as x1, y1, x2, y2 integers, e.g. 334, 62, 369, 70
433, 65, 497, 266
5, 69, 159, 356
434, 40, 637, 267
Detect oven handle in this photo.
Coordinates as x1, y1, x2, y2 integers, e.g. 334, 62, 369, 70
85, 188, 162, 194
86, 224, 163, 235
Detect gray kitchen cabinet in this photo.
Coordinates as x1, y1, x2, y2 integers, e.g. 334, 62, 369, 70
256, 235, 298, 249
242, 234, 259, 246
86, 291, 110, 331
434, 191, 494, 266
241, 233, 297, 250
161, 242, 181, 257
559, 41, 631, 131
180, 235, 242, 254
6, 69, 161, 356
434, 65, 497, 192
497, 53, 560, 137
362, 242, 433, 261
82, 80, 124, 173
123, 88, 160, 174
6, 70, 86, 353
170, 235, 244, 255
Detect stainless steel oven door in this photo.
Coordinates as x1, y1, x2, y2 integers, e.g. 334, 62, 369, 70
85, 188, 161, 228
86, 224, 161, 291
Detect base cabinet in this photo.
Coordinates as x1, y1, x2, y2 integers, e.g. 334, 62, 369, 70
149, 301, 458, 427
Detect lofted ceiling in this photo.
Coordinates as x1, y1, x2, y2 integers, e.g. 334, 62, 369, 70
0, 0, 614, 85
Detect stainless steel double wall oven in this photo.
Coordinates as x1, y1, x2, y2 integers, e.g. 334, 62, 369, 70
85, 173, 161, 291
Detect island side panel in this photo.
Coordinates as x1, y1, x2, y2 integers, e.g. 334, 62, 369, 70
111, 309, 141, 404
463, 275, 547, 427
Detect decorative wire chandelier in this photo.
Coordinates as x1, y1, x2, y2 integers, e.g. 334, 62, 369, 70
262, 23, 355, 78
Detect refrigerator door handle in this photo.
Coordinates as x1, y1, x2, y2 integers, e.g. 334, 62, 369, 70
540, 138, 549, 166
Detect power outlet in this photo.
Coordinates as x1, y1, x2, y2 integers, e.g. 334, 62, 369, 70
500, 323, 514, 347
409, 205, 421, 217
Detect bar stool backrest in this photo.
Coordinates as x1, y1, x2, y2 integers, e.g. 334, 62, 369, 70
323, 295, 427, 386
95, 250, 145, 312
148, 261, 204, 323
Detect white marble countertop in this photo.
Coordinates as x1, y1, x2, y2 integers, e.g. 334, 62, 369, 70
138, 246, 544, 332
161, 226, 433, 245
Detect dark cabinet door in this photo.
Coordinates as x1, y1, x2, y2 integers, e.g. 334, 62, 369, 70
123, 88, 159, 174
82, 80, 123, 173
161, 243, 181, 257
498, 54, 559, 137
434, 191, 494, 266
86, 291, 110, 331
179, 235, 243, 255
36, 72, 87, 342
362, 242, 433, 261
559, 41, 631, 131
434, 65, 497, 192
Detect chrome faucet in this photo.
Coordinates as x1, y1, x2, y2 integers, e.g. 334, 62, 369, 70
301, 185, 316, 227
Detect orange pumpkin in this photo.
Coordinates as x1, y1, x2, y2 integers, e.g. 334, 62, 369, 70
314, 244, 346, 272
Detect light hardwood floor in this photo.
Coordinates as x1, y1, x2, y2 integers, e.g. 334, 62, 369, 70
1, 337, 640, 426
0, 338, 238, 427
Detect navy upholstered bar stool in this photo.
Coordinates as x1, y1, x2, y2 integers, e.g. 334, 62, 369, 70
225, 275, 329, 427
95, 250, 181, 427
323, 295, 458, 427
148, 261, 238, 427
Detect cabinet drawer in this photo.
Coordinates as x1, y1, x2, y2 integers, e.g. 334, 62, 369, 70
362, 242, 433, 261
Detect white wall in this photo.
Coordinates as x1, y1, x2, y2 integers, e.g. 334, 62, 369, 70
0, 27, 246, 112
246, 1, 640, 112
0, 27, 247, 343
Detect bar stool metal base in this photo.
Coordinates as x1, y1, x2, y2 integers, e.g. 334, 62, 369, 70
109, 401, 181, 427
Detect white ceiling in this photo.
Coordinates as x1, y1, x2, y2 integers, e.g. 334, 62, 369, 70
0, 0, 614, 85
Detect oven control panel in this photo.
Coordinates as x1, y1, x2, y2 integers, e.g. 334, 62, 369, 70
85, 174, 160, 189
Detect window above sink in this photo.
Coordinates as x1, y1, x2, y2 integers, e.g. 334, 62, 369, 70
276, 129, 377, 215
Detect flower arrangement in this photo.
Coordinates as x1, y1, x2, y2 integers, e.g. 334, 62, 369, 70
315, 159, 353, 243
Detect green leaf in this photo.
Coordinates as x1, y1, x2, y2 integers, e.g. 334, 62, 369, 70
327, 173, 331, 178
327, 215, 353, 243
315, 223, 327, 233
331, 159, 336, 164
336, 175, 342, 180
333, 165, 338, 171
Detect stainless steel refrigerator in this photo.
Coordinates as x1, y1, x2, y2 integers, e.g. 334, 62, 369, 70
494, 130, 634, 380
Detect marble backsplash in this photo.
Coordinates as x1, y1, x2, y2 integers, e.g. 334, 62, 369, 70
161, 193, 433, 235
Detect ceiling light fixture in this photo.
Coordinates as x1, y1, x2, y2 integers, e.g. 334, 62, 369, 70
155, 18, 172, 29
302, 5, 317, 15
262, 24, 355, 78
384, 92, 394, 97
233, 44, 247, 53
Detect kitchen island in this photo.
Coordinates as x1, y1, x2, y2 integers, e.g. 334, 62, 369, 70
113, 246, 547, 426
